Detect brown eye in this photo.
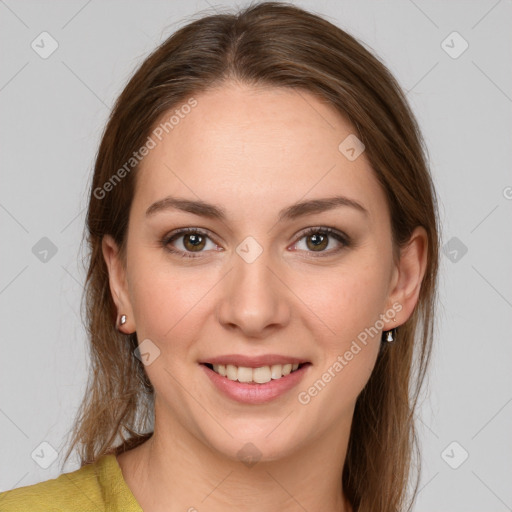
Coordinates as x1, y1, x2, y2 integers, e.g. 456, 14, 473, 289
305, 232, 329, 251
182, 233, 206, 252
162, 228, 217, 258
293, 227, 350, 256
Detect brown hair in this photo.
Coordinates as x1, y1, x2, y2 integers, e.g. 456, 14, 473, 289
62, 2, 440, 511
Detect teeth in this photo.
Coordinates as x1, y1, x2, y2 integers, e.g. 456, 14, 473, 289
211, 363, 302, 383
226, 364, 238, 380
237, 366, 253, 383
270, 364, 282, 379
282, 363, 292, 376
217, 364, 227, 377
253, 366, 272, 384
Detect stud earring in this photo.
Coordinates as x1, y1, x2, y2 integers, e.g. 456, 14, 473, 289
119, 314, 127, 326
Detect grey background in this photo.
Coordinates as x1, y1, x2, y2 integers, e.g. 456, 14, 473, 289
1, 1, 511, 510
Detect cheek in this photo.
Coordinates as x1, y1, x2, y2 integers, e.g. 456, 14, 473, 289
292, 268, 386, 418
127, 246, 222, 351
128, 240, 391, 346
294, 261, 390, 343
288, 255, 389, 393
131, 269, 207, 340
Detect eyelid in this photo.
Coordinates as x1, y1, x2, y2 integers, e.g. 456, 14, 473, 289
163, 226, 217, 242
294, 226, 349, 244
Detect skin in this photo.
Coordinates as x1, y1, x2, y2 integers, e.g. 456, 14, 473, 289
102, 81, 428, 512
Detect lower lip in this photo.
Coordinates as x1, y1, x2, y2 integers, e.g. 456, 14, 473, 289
200, 363, 311, 404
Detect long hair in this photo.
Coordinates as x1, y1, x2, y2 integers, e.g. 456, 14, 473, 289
62, 3, 440, 511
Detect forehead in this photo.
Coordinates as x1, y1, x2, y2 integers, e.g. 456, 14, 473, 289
133, 82, 387, 225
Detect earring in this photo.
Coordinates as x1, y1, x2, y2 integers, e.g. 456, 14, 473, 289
119, 314, 127, 326
383, 327, 397, 343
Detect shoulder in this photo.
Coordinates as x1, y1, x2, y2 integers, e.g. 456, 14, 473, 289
0, 454, 139, 512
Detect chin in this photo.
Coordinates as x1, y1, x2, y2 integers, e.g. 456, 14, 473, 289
195, 416, 307, 465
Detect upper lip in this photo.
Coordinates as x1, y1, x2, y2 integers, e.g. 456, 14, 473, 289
199, 354, 310, 368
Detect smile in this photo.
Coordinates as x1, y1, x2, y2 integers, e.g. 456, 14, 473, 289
200, 360, 311, 404
205, 362, 303, 384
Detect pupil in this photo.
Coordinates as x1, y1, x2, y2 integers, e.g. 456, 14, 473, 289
185, 233, 205, 251
307, 233, 327, 251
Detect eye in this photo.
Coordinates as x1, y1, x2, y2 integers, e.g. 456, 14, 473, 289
291, 227, 350, 257
162, 228, 219, 258
162, 226, 350, 259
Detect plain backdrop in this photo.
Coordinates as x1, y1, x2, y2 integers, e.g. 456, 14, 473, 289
1, 1, 511, 510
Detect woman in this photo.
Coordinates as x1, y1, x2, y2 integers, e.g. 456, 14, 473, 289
0, 2, 439, 511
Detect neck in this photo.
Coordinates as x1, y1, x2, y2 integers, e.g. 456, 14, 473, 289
118, 407, 353, 512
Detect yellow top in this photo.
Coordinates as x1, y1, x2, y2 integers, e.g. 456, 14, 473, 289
0, 454, 142, 512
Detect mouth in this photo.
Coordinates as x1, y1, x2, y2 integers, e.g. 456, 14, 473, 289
198, 354, 312, 403
201, 362, 309, 385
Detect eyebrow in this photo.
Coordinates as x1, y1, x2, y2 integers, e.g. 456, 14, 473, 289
145, 195, 369, 221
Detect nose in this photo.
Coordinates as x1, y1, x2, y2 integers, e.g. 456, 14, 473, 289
216, 247, 291, 338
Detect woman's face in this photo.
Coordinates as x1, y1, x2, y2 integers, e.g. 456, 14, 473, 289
104, 81, 424, 462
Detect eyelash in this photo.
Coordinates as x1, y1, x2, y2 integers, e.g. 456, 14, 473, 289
161, 226, 351, 260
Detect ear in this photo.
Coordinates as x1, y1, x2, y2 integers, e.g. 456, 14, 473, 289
102, 234, 135, 334
384, 226, 428, 329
